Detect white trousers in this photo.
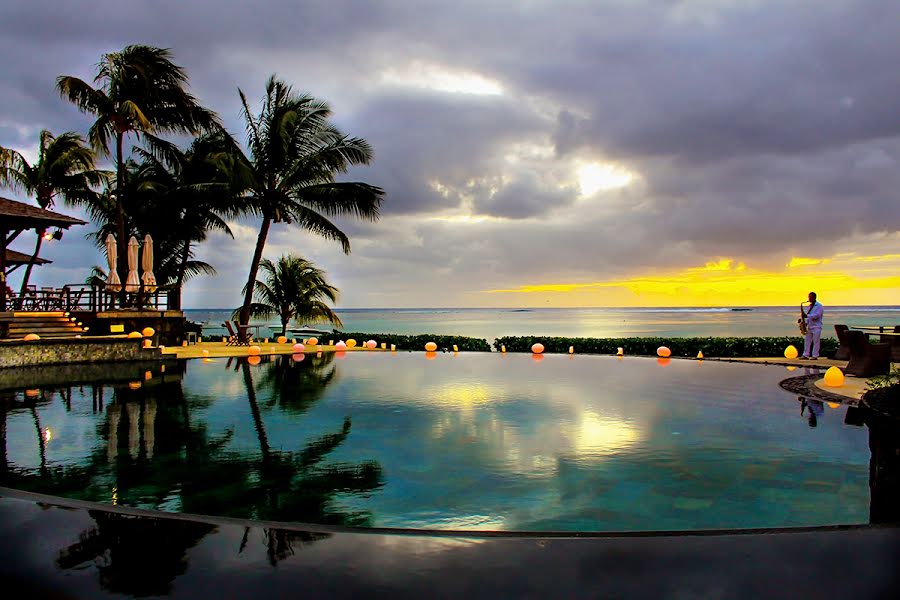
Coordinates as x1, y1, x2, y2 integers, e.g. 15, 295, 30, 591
804, 326, 822, 357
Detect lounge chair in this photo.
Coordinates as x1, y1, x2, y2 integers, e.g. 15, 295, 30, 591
844, 330, 891, 377
223, 321, 247, 346
833, 324, 851, 361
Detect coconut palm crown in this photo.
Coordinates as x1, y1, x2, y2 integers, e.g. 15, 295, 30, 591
0, 130, 106, 295
237, 254, 343, 337
56, 45, 220, 302
233, 76, 383, 326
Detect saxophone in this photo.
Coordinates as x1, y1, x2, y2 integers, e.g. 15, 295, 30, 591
798, 301, 809, 335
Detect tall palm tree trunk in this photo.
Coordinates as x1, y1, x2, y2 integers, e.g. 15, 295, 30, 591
18, 232, 44, 298
239, 213, 272, 326
115, 131, 128, 308
172, 238, 192, 311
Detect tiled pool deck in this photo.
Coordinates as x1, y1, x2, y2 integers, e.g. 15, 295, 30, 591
1, 487, 898, 599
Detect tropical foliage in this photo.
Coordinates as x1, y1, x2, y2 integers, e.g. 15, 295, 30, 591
232, 76, 384, 326
0, 130, 106, 294
237, 254, 343, 336
57, 45, 220, 302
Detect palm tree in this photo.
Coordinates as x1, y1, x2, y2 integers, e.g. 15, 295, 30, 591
0, 130, 106, 295
238, 255, 343, 337
56, 45, 220, 303
233, 76, 384, 327
129, 133, 241, 308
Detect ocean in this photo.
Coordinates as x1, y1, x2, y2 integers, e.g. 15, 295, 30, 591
186, 306, 900, 343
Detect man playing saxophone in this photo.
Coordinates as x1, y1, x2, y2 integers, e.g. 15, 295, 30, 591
799, 291, 824, 360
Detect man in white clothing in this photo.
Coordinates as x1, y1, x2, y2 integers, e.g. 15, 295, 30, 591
800, 292, 824, 360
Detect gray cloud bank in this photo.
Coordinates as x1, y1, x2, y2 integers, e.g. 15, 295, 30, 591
2, 0, 899, 307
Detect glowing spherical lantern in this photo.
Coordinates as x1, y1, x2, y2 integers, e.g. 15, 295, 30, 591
616, 347, 623, 356
307, 337, 319, 346
784, 345, 799, 359
657, 346, 671, 358
292, 353, 305, 362
346, 339, 357, 348
128, 381, 142, 390
142, 327, 155, 338
697, 351, 704, 359
366, 340, 377, 349
425, 351, 438, 360
277, 336, 287, 344
824, 366, 845, 387
127, 331, 142, 338
23, 333, 40, 341
531, 343, 545, 354
335, 341, 347, 351
425, 341, 438, 352
247, 345, 261, 355
293, 343, 306, 353
247, 355, 261, 366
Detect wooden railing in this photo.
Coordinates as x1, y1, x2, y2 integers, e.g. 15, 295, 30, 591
4, 284, 170, 312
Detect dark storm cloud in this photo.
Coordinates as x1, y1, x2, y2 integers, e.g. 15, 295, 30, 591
2, 0, 899, 305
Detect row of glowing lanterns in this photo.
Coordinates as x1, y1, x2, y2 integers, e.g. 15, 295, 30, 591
26, 325, 849, 389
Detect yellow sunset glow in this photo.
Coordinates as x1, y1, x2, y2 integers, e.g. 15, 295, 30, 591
483, 253, 900, 306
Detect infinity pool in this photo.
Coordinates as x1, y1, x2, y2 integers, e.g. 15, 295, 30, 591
0, 353, 871, 531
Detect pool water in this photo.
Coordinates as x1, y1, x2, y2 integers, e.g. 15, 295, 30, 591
0, 353, 871, 531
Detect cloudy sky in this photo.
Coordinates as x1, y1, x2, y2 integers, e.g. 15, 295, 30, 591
2, 0, 899, 308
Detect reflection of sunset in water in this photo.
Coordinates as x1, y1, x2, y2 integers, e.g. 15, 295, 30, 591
574, 411, 641, 457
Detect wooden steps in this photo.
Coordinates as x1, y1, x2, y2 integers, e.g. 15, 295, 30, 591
0, 311, 87, 339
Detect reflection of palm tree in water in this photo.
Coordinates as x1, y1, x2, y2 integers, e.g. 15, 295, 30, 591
240, 359, 383, 526
56, 509, 215, 597
257, 353, 338, 414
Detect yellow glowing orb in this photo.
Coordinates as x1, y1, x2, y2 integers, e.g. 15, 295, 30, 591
531, 343, 545, 354
425, 341, 438, 352
142, 327, 155, 337
657, 346, 671, 358
824, 366, 845, 387
784, 345, 799, 359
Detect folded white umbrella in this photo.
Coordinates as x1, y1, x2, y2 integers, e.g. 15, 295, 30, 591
141, 234, 157, 292
125, 236, 140, 293
104, 234, 121, 292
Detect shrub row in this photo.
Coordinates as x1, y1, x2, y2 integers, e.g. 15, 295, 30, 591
492, 336, 839, 358
317, 332, 492, 352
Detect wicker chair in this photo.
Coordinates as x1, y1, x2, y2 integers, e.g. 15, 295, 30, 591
844, 330, 891, 377
833, 324, 851, 361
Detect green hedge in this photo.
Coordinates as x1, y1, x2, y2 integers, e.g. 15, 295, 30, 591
492, 336, 839, 358
316, 332, 491, 352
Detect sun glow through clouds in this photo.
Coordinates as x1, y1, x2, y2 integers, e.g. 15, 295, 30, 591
380, 62, 503, 95
576, 162, 634, 195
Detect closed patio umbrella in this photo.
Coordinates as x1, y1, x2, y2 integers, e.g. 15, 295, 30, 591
104, 234, 121, 292
125, 236, 140, 292
141, 234, 157, 293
